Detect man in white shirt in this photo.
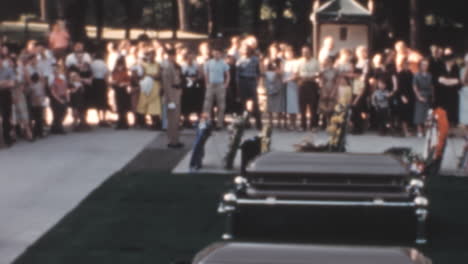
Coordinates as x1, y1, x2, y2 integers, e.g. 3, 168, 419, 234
203, 48, 230, 129
297, 46, 320, 131
36, 42, 55, 82
65, 42, 92, 70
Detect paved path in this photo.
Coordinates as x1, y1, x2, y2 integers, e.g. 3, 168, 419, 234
174, 130, 466, 176
0, 129, 156, 264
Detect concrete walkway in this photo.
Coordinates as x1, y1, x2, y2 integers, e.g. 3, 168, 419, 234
0, 129, 156, 264
173, 130, 466, 176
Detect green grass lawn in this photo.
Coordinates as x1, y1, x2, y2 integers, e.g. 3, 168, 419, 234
13, 169, 230, 264
12, 144, 468, 264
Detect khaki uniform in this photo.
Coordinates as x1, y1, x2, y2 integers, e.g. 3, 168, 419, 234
162, 61, 182, 144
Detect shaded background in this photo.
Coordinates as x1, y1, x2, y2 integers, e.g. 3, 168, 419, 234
0, 0, 467, 53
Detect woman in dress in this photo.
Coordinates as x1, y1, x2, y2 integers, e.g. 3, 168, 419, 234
334, 49, 354, 76
79, 62, 93, 128
13, 57, 33, 141
68, 71, 87, 130
437, 54, 460, 126
413, 59, 433, 137
351, 46, 369, 134
181, 52, 202, 128
335, 49, 354, 99
334, 49, 354, 107
395, 58, 414, 137
319, 57, 338, 128
264, 58, 286, 128
283, 46, 299, 130
90, 53, 110, 126
459, 54, 468, 127
137, 51, 162, 130
110, 58, 131, 129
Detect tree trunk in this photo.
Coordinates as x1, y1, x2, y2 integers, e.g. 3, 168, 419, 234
222, 0, 239, 36
250, 0, 262, 35
65, 0, 88, 41
40, 0, 47, 21
94, 0, 104, 40
119, 0, 144, 39
290, 0, 312, 45
409, 0, 420, 50
120, 0, 132, 39
177, 0, 188, 31
272, 0, 287, 41
206, 0, 215, 38
56, 0, 65, 19
172, 0, 178, 39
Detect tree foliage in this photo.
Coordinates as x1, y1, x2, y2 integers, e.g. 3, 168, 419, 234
0, 0, 467, 50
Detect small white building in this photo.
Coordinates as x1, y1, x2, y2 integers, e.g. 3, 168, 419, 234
311, 0, 374, 56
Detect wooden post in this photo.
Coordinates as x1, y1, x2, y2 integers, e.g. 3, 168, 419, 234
177, 0, 188, 31
95, 0, 104, 41
409, 0, 420, 50
172, 0, 178, 40
40, 0, 48, 21
368, 0, 375, 53
206, 0, 218, 38
312, 0, 320, 57
56, 0, 65, 19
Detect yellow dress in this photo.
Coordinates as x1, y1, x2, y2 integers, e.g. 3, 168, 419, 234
137, 62, 162, 116
337, 84, 353, 106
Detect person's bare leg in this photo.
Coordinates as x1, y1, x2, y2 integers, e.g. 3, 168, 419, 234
268, 112, 273, 127
417, 125, 424, 137
21, 122, 33, 141
402, 122, 410, 137
99, 110, 105, 123
290, 114, 297, 130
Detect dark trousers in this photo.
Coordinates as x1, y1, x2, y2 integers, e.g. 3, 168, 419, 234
351, 95, 367, 134
51, 97, 67, 133
239, 77, 262, 130
113, 86, 130, 128
0, 90, 12, 144
30, 106, 45, 137
248, 95, 262, 130
189, 123, 212, 170
299, 81, 319, 130
375, 107, 390, 133
135, 113, 146, 127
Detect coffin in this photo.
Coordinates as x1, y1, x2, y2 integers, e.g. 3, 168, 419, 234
193, 242, 432, 264
219, 152, 428, 245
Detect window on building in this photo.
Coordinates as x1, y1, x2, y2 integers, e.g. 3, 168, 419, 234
340, 27, 348, 41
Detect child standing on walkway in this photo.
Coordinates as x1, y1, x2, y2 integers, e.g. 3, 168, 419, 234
372, 78, 391, 135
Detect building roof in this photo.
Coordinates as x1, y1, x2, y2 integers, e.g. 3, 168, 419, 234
314, 0, 372, 23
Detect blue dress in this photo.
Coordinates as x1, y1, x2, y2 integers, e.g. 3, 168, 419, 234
283, 60, 299, 114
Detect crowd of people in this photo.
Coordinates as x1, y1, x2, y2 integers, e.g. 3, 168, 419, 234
0, 20, 467, 149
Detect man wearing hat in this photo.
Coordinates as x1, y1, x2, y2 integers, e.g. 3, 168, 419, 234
162, 49, 184, 148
